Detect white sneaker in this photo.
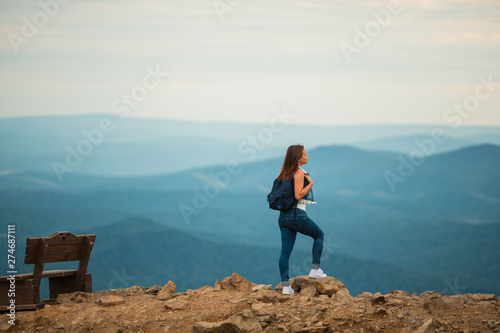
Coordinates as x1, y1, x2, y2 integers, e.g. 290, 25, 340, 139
308, 268, 327, 278
282, 286, 295, 295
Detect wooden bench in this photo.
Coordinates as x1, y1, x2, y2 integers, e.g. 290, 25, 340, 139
0, 232, 96, 311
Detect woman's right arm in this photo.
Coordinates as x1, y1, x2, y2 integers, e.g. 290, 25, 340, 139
294, 169, 313, 200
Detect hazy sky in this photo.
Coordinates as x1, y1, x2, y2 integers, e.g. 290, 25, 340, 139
1, 0, 499, 126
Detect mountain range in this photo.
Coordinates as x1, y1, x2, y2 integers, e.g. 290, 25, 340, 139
1, 115, 500, 177
0, 116, 498, 297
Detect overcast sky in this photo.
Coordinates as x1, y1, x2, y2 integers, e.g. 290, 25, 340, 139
0, 0, 499, 126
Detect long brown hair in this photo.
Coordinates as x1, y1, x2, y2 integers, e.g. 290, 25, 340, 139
277, 145, 304, 181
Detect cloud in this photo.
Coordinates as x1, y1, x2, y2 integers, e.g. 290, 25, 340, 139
0, 0, 499, 126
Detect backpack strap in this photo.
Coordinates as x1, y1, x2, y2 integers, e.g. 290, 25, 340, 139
292, 173, 298, 220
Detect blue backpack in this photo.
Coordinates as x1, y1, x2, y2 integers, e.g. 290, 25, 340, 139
267, 176, 297, 211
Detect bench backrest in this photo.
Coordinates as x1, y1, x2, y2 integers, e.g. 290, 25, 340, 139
25, 231, 96, 288
25, 232, 96, 265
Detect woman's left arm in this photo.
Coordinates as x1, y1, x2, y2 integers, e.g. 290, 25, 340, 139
294, 169, 313, 200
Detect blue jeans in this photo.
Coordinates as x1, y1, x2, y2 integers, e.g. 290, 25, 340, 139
278, 208, 324, 284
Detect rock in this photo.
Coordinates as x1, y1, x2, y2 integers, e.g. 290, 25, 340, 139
300, 326, 327, 332
164, 299, 188, 310
332, 289, 353, 302
374, 307, 388, 316
360, 291, 374, 298
195, 286, 213, 295
423, 296, 463, 313
390, 290, 411, 297
486, 321, 498, 329
193, 309, 262, 332
106, 286, 145, 296
289, 323, 305, 332
292, 276, 348, 296
122, 285, 146, 294
413, 318, 433, 333
145, 285, 162, 294
74, 295, 87, 303
228, 309, 263, 332
252, 302, 275, 316
98, 295, 125, 306
56, 291, 93, 304
276, 294, 290, 302
468, 293, 496, 302
440, 296, 465, 309
252, 284, 272, 292
256, 315, 272, 327
453, 294, 471, 302
476, 300, 496, 308
192, 321, 224, 332
301, 285, 318, 298
419, 291, 443, 299
157, 281, 177, 300
253, 289, 276, 303
73, 291, 92, 300
213, 279, 222, 291
371, 295, 386, 305
228, 298, 247, 304
387, 298, 406, 306
221, 272, 253, 292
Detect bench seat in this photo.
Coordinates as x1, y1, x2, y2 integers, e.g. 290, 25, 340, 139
0, 269, 79, 281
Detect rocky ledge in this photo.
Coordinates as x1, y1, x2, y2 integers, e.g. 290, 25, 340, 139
1, 273, 499, 333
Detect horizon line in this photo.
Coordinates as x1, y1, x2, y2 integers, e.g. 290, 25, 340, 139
1, 113, 500, 129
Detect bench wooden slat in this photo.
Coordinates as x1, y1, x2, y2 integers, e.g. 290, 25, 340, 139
0, 289, 34, 299
26, 238, 85, 248
0, 269, 78, 282
42, 270, 78, 278
26, 233, 96, 247
0, 272, 34, 282
25, 244, 85, 256
25, 252, 83, 264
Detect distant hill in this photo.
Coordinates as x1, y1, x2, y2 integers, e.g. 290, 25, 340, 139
1, 115, 499, 178
1, 143, 498, 229
351, 134, 477, 154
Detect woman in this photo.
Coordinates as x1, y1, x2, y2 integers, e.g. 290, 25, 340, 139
277, 145, 326, 295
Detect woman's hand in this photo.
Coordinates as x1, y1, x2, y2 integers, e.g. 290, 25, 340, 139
304, 173, 313, 186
